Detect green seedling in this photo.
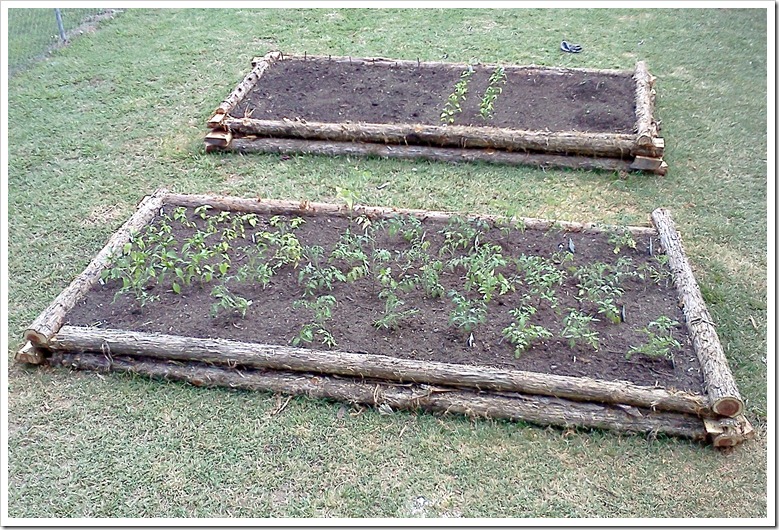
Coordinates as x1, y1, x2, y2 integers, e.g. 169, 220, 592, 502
627, 316, 682, 361
479, 66, 507, 120
501, 305, 553, 357
374, 293, 419, 331
335, 186, 361, 211
439, 216, 488, 256
561, 309, 600, 351
448, 290, 487, 336
440, 66, 475, 124
608, 229, 637, 255
515, 254, 566, 308
419, 259, 445, 298
292, 295, 338, 348
298, 245, 347, 297
210, 283, 252, 318
450, 242, 512, 302
574, 261, 626, 323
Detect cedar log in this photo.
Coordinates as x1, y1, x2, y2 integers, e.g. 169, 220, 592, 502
211, 50, 282, 118
268, 54, 634, 78
633, 61, 658, 147
704, 416, 755, 448
49, 352, 709, 441
651, 208, 744, 417
14, 341, 47, 365
222, 118, 639, 158
204, 130, 232, 148
162, 191, 658, 236
50, 326, 712, 417
629, 155, 664, 172
23, 189, 168, 347
224, 136, 652, 173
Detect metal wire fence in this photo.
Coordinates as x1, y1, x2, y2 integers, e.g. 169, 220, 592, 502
8, 8, 121, 76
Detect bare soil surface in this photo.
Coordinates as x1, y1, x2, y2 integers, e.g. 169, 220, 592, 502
64, 206, 704, 394
229, 59, 637, 134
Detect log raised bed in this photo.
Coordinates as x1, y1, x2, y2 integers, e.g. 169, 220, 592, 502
17, 189, 751, 447
205, 52, 666, 175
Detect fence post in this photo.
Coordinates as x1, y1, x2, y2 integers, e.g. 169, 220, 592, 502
54, 8, 66, 42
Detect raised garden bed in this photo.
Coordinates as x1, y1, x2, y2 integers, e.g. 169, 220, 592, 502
205, 52, 667, 175
17, 189, 752, 447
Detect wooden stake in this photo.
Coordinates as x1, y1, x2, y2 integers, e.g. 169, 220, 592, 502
651, 208, 744, 417
50, 326, 712, 417
50, 352, 710, 441
23, 189, 168, 346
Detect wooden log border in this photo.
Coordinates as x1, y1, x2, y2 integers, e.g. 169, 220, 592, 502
224, 137, 640, 174
50, 352, 709, 441
49, 326, 712, 417
651, 209, 744, 418
20, 188, 169, 351
18, 190, 751, 445
205, 52, 666, 173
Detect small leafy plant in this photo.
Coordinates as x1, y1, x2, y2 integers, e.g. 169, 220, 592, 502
450, 242, 512, 302
210, 283, 252, 318
448, 290, 487, 337
479, 66, 507, 120
440, 66, 475, 124
627, 316, 682, 361
574, 262, 625, 324
298, 245, 346, 297
608, 229, 637, 255
292, 294, 338, 348
561, 309, 600, 351
501, 305, 553, 357
374, 295, 419, 331
439, 216, 488, 257
515, 254, 566, 308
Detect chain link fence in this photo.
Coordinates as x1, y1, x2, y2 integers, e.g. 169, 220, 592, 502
8, 8, 122, 76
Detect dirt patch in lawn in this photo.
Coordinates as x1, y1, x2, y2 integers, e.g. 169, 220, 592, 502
64, 206, 703, 393
229, 59, 637, 134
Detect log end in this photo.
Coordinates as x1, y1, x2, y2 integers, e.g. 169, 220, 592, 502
15, 341, 47, 365
205, 130, 233, 149
704, 415, 754, 448
712, 397, 744, 418
23, 328, 49, 347
207, 113, 226, 128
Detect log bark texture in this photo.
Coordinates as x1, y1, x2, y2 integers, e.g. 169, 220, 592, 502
273, 54, 634, 78
212, 51, 281, 117
633, 61, 659, 147
49, 352, 709, 441
222, 118, 639, 158
225, 136, 645, 173
651, 208, 744, 417
23, 189, 168, 347
50, 326, 712, 417
162, 192, 658, 237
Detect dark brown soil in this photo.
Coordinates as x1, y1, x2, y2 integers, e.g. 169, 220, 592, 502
64, 207, 704, 394
230, 59, 638, 134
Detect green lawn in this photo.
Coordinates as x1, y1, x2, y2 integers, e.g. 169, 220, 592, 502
5, 8, 769, 519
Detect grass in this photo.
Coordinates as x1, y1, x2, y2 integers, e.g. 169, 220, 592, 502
5, 7, 769, 519
7, 8, 112, 75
